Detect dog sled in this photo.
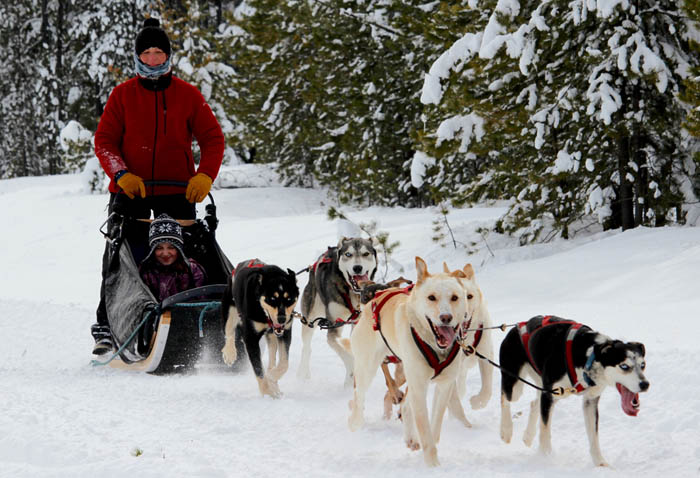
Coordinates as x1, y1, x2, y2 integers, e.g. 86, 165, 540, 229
95, 181, 236, 374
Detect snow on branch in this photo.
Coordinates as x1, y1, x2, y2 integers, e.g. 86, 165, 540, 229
421, 33, 482, 105
410, 151, 436, 188
435, 113, 485, 153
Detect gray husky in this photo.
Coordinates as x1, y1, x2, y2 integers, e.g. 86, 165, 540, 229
297, 237, 378, 387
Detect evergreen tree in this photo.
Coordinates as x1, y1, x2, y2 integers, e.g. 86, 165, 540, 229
682, 0, 700, 199
230, 1, 473, 206
419, 0, 698, 242
160, 0, 241, 163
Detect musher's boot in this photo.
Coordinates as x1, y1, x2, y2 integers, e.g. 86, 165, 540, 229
91, 324, 114, 355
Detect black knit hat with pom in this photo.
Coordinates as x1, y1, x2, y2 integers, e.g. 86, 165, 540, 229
135, 18, 171, 57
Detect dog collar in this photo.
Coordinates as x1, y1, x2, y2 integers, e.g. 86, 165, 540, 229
583, 351, 596, 387
459, 318, 483, 355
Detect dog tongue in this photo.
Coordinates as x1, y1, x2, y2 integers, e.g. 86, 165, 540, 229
436, 325, 456, 348
616, 383, 640, 416
353, 273, 369, 283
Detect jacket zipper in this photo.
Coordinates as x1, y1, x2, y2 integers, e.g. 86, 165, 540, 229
162, 90, 167, 136
151, 91, 158, 196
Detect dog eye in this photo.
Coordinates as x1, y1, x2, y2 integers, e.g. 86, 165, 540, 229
466, 294, 474, 300
620, 364, 630, 371
362, 252, 370, 257
451, 295, 458, 302
428, 295, 436, 301
641, 362, 646, 370
345, 252, 352, 258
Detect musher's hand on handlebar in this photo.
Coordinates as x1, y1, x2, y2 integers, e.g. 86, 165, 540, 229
186, 173, 213, 203
117, 172, 146, 199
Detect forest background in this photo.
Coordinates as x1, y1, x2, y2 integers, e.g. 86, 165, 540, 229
2, 0, 699, 244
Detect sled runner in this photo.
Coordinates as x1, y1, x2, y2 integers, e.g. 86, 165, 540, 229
97, 181, 238, 374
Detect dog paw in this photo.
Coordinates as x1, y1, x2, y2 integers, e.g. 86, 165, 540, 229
296, 367, 310, 381
500, 425, 512, 444
257, 377, 282, 399
348, 412, 364, 432
423, 448, 440, 467
405, 439, 420, 451
221, 342, 237, 366
538, 442, 552, 455
459, 416, 473, 428
470, 393, 489, 410
522, 432, 534, 448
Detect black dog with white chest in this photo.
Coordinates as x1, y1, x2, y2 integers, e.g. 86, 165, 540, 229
499, 315, 649, 467
221, 259, 299, 398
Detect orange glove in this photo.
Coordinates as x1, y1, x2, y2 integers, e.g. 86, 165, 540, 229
186, 173, 213, 203
116, 172, 146, 199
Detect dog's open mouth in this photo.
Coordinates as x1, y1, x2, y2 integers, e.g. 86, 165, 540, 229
616, 383, 641, 416
348, 273, 369, 292
427, 318, 457, 349
269, 321, 286, 337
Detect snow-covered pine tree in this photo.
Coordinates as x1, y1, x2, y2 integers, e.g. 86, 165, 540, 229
226, 0, 318, 176
682, 0, 700, 201
419, 0, 699, 242
159, 0, 241, 164
0, 2, 38, 178
228, 0, 466, 206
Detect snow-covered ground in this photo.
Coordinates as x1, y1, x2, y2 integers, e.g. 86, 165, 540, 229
0, 170, 698, 477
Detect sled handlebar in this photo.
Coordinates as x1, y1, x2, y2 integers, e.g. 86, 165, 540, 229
141, 180, 215, 207
100, 181, 220, 238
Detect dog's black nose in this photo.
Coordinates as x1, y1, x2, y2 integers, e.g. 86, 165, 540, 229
353, 265, 363, 274
439, 313, 452, 324
640, 380, 649, 392
277, 316, 287, 324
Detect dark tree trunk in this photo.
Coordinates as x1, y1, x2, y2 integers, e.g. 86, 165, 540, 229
617, 134, 635, 231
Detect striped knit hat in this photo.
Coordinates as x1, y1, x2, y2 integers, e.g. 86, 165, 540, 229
140, 213, 189, 268
149, 214, 183, 249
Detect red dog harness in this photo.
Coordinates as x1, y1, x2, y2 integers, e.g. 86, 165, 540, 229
231, 258, 265, 278
517, 315, 592, 393
310, 250, 333, 273
371, 285, 414, 363
371, 284, 460, 378
410, 327, 461, 379
307, 250, 359, 326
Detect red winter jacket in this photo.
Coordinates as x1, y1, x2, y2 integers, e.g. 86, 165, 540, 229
95, 74, 225, 196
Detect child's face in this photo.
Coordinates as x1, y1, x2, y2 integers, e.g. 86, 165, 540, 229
154, 242, 179, 266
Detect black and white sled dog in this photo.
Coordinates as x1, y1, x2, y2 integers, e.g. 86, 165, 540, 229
499, 315, 649, 466
297, 237, 378, 387
221, 259, 299, 398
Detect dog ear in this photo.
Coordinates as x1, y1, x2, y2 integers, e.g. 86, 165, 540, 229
337, 237, 349, 248
628, 341, 645, 357
287, 268, 296, 280
595, 340, 625, 366
443, 262, 451, 273
462, 264, 475, 280
415, 256, 429, 284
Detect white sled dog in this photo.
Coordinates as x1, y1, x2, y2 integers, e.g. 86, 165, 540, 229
432, 263, 494, 429
298, 237, 377, 387
348, 257, 482, 467
499, 315, 650, 466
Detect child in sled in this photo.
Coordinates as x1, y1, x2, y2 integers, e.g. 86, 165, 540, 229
139, 214, 206, 302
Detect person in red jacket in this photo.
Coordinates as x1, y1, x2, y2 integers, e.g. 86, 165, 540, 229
91, 17, 225, 355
